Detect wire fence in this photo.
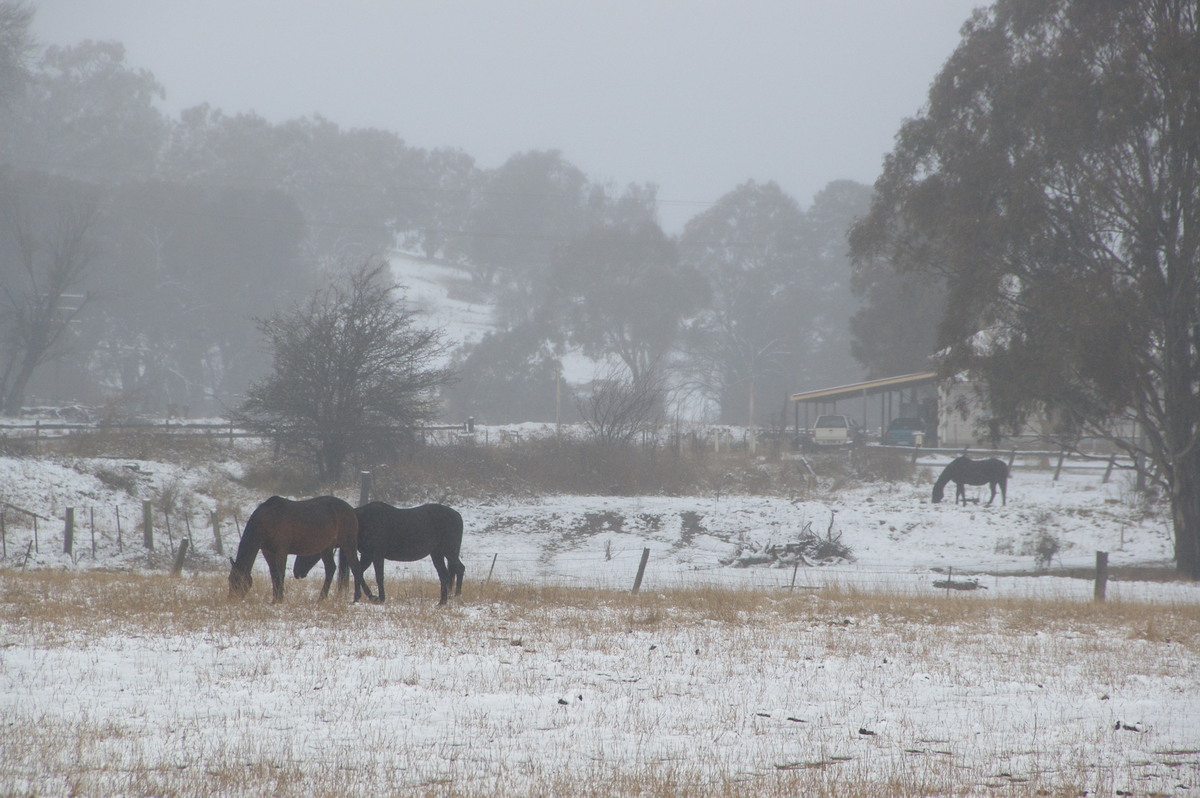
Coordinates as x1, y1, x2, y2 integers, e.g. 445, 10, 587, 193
2, 498, 1182, 608
0, 442, 1178, 606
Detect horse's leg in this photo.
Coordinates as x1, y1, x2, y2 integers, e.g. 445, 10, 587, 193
449, 555, 465, 597
343, 545, 376, 603
986, 481, 997, 506
318, 549, 336, 599
431, 554, 451, 605
955, 481, 966, 505
372, 556, 386, 603
267, 552, 287, 603
333, 544, 348, 595
336, 547, 350, 596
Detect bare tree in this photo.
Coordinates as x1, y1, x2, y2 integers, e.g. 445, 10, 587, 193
0, 171, 96, 414
577, 363, 665, 446
235, 260, 454, 481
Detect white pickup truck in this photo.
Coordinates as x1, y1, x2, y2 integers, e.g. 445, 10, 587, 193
809, 414, 864, 447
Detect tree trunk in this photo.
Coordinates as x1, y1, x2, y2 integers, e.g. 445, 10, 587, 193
2, 344, 42, 415
1173, 449, 1200, 580
320, 438, 346, 484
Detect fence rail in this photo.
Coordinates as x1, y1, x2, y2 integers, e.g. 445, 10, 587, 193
0, 419, 475, 441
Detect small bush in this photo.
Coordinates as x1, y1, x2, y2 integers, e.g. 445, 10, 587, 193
91, 465, 143, 496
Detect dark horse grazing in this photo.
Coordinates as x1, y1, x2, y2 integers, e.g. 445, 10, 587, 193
228, 495, 376, 603
294, 501, 465, 605
932, 456, 1009, 506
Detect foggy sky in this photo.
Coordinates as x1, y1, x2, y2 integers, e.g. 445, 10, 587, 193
31, 1, 981, 230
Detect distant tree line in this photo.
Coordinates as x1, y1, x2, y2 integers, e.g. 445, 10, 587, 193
0, 7, 895, 427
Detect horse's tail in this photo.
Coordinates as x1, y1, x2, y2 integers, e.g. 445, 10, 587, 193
337, 546, 350, 590
432, 504, 466, 595
334, 499, 374, 602
430, 504, 464, 555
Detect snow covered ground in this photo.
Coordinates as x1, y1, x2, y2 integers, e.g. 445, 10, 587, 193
4, 258, 1196, 795
0, 444, 1188, 602
1, 444, 1198, 796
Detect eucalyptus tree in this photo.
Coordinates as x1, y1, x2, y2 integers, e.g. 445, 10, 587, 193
550, 216, 700, 384
849, 0, 1200, 578
0, 40, 167, 179
679, 180, 809, 425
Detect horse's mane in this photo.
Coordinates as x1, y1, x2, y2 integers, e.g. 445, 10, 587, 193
933, 457, 968, 491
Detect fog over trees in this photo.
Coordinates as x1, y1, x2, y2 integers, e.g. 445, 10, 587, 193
5, 1, 1199, 579
0, 2, 873, 425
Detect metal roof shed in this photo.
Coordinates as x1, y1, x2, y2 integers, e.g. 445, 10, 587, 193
789, 371, 938, 436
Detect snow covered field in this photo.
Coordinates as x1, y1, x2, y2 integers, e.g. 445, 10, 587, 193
0, 444, 1189, 601
2, 444, 1198, 795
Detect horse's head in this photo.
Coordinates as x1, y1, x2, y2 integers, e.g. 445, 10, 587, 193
292, 554, 319, 579
228, 557, 252, 599
931, 484, 944, 503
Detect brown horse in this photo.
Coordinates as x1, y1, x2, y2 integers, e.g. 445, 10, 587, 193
228, 495, 376, 603
294, 501, 465, 605
932, 456, 1009, 506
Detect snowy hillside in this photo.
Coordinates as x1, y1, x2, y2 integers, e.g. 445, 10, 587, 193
388, 253, 496, 351
387, 252, 617, 385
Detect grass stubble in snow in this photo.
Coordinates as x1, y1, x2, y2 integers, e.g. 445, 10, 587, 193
1, 570, 1198, 797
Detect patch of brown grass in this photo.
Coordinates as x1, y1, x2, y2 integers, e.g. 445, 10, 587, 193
6, 569, 1196, 650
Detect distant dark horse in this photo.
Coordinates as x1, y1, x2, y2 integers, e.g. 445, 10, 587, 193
228, 495, 376, 603
294, 501, 465, 605
932, 457, 1009, 506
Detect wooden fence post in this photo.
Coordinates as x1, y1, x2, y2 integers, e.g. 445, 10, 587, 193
63, 507, 74, 556
632, 547, 651, 594
1094, 551, 1109, 602
359, 471, 372, 506
115, 505, 123, 551
142, 500, 154, 550
171, 538, 190, 576
90, 507, 96, 558
1103, 453, 1116, 484
1, 507, 6, 559
211, 511, 224, 556
486, 553, 498, 584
